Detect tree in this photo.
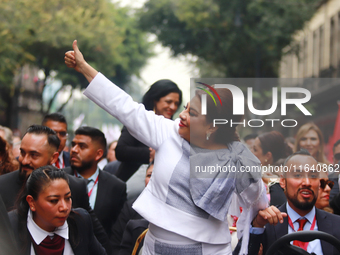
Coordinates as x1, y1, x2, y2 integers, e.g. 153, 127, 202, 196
0, 0, 151, 124
138, 0, 320, 78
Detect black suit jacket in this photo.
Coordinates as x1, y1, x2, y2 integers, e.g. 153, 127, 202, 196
103, 160, 121, 176
0, 170, 112, 254
63, 151, 71, 167
247, 204, 340, 255
118, 219, 149, 255
64, 167, 127, 238
8, 208, 107, 255
110, 199, 142, 254
115, 126, 150, 181
0, 195, 18, 255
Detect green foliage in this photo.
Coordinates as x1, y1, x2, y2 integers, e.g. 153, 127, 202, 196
138, 0, 320, 78
0, 0, 151, 116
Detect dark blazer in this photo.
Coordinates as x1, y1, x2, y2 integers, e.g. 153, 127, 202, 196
118, 219, 149, 255
115, 126, 150, 181
246, 204, 340, 255
8, 208, 107, 255
64, 167, 127, 238
103, 160, 121, 176
63, 151, 71, 167
0, 195, 18, 255
269, 183, 287, 207
0, 170, 112, 254
110, 199, 142, 254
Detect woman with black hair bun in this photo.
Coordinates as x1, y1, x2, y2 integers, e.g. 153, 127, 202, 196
8, 165, 106, 255
115, 79, 182, 181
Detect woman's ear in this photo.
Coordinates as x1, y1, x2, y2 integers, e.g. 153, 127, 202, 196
264, 151, 273, 163
26, 195, 36, 211
208, 124, 219, 136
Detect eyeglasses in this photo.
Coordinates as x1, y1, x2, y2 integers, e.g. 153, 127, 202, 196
320, 179, 334, 189
334, 153, 340, 162
55, 131, 68, 138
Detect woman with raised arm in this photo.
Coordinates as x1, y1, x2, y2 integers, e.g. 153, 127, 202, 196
8, 165, 106, 255
65, 40, 267, 255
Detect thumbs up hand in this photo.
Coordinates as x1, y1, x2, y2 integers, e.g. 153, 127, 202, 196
65, 40, 85, 73
65, 40, 98, 82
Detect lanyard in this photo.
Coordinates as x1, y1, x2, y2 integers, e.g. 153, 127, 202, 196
288, 214, 316, 250
74, 171, 99, 197
87, 175, 99, 197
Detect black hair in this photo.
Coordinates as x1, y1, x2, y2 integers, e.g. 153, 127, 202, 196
42, 113, 67, 126
25, 125, 60, 152
258, 131, 292, 163
142, 79, 182, 115
283, 149, 315, 166
195, 88, 242, 145
147, 160, 154, 170
75, 126, 106, 151
243, 133, 257, 142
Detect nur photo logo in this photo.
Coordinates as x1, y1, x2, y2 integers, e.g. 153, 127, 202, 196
194, 79, 312, 128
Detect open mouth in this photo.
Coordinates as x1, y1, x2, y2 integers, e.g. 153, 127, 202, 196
299, 189, 313, 199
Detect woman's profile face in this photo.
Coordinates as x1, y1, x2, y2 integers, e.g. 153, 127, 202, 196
178, 96, 210, 144
28, 179, 72, 232
154, 92, 180, 119
299, 129, 320, 158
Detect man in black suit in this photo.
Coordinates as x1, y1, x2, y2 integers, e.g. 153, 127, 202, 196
0, 195, 18, 255
0, 125, 111, 254
65, 126, 127, 238
244, 150, 340, 255
42, 113, 71, 168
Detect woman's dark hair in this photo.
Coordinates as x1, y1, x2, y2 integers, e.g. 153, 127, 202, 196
196, 88, 243, 145
15, 166, 78, 252
258, 131, 292, 163
142, 79, 182, 115
0, 136, 17, 175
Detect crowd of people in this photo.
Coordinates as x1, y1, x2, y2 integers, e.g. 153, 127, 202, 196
0, 40, 340, 255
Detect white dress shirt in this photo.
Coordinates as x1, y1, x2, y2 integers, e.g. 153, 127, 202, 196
27, 209, 74, 255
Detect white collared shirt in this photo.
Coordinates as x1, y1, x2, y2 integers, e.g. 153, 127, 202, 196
75, 167, 100, 209
27, 209, 74, 255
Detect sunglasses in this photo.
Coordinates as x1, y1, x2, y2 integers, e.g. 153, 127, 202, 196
320, 179, 334, 189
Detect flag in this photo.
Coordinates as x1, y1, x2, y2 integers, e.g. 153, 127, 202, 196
327, 101, 340, 162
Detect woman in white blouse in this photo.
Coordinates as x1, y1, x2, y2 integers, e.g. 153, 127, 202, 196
65, 40, 268, 255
